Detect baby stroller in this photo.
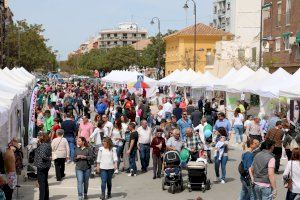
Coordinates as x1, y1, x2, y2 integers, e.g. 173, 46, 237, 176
187, 157, 211, 192
162, 151, 184, 194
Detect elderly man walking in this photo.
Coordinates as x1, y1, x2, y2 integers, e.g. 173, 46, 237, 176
137, 120, 152, 172
184, 128, 203, 161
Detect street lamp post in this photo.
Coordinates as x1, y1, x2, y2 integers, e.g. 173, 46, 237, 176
183, 0, 197, 72
130, 23, 140, 68
150, 17, 162, 79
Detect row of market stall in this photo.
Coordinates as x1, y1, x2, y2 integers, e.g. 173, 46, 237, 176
0, 67, 35, 149
101, 67, 300, 123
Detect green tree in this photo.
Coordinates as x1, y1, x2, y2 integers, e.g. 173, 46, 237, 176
140, 29, 177, 69
103, 46, 136, 70
4, 20, 57, 71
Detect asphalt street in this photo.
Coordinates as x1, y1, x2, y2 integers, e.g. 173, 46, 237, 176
15, 144, 287, 200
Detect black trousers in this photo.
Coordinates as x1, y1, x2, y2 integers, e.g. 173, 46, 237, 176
37, 167, 50, 200
285, 149, 292, 160
273, 147, 282, 172
54, 158, 66, 181
2, 184, 13, 200
190, 151, 199, 161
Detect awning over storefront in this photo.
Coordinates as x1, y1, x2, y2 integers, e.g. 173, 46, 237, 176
296, 31, 300, 44
282, 32, 291, 38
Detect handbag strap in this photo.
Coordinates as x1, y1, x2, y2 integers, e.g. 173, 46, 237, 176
54, 138, 63, 151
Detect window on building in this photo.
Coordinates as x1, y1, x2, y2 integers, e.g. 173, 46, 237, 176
107, 34, 110, 38
133, 33, 137, 37
238, 49, 245, 61
141, 34, 146, 38
286, 0, 291, 25
114, 41, 117, 45
214, 6, 217, 14
123, 41, 127, 45
275, 38, 281, 52
227, 2, 231, 10
252, 47, 257, 63
226, 18, 230, 26
276, 2, 282, 27
283, 35, 291, 50
107, 41, 111, 45
114, 33, 117, 37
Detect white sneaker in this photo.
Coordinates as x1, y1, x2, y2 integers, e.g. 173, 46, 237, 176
114, 169, 119, 174
221, 179, 225, 184
215, 177, 220, 182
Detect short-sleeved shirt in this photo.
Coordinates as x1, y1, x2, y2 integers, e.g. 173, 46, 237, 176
166, 137, 183, 152
129, 131, 139, 150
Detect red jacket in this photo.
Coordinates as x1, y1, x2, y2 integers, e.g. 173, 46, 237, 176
151, 136, 166, 157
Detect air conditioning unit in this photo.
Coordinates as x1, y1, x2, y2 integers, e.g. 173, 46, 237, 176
289, 37, 296, 45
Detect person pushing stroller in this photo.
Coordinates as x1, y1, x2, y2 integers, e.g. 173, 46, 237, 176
184, 128, 204, 161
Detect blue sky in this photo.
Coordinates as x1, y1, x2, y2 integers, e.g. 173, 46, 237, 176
10, 0, 214, 60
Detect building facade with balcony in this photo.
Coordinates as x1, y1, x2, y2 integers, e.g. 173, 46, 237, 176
263, 0, 300, 73
213, 0, 261, 43
99, 22, 148, 49
164, 23, 233, 75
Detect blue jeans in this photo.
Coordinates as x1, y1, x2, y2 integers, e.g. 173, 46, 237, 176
100, 169, 114, 196
234, 125, 244, 143
116, 145, 123, 169
254, 184, 272, 200
214, 155, 228, 180
129, 149, 137, 173
66, 136, 75, 161
286, 189, 299, 200
240, 179, 255, 200
139, 144, 150, 171
76, 169, 91, 198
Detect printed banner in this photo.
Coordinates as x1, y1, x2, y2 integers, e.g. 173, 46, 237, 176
28, 86, 39, 143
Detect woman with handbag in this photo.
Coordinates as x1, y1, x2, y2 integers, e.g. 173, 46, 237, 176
51, 129, 69, 181
283, 148, 300, 200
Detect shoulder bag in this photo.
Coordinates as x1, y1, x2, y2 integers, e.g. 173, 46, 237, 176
52, 138, 63, 160
284, 161, 293, 190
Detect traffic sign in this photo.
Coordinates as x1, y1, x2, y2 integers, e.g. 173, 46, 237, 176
137, 75, 144, 82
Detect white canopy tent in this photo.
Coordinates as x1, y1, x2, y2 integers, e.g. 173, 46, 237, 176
191, 71, 219, 90
279, 68, 300, 98
158, 69, 181, 86
175, 69, 203, 87
2, 67, 30, 87
226, 68, 271, 94
102, 70, 157, 85
254, 68, 292, 98
213, 68, 238, 91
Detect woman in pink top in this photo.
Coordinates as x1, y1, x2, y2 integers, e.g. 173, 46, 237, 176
179, 97, 187, 111
78, 116, 94, 142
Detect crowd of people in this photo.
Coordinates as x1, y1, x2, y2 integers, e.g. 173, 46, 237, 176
0, 79, 300, 200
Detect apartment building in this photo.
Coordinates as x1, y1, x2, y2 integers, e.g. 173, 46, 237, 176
263, 0, 300, 73
99, 22, 148, 49
213, 0, 261, 43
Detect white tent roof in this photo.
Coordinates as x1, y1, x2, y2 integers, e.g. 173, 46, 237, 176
176, 68, 203, 86
254, 68, 292, 98
279, 69, 300, 98
191, 71, 219, 90
0, 79, 27, 97
158, 69, 181, 86
20, 67, 35, 79
223, 66, 255, 92
12, 68, 33, 83
213, 68, 238, 91
226, 68, 271, 93
102, 70, 157, 85
0, 106, 9, 127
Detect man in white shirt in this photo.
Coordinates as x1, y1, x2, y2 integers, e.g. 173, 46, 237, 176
102, 115, 113, 138
137, 120, 152, 172
163, 98, 173, 120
